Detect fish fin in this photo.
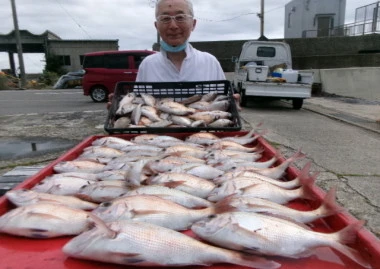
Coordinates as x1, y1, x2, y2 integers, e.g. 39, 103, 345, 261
162, 181, 186, 189
87, 212, 118, 238
214, 195, 239, 214
234, 252, 281, 269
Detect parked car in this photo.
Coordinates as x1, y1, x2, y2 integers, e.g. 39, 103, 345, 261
82, 50, 155, 102
53, 70, 84, 89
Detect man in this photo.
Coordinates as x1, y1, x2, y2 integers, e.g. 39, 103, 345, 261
136, 0, 226, 82
108, 0, 240, 108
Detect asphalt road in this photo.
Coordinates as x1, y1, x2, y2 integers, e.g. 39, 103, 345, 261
0, 88, 379, 239
0, 88, 104, 115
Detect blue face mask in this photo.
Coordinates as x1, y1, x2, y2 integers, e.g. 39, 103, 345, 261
160, 40, 188, 52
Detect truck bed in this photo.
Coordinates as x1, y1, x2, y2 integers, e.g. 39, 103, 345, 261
0, 132, 379, 269
243, 81, 312, 99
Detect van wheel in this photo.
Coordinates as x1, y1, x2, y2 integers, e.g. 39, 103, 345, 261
292, 98, 303, 110
91, 86, 108, 102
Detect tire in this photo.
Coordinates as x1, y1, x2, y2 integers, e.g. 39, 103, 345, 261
240, 88, 247, 107
292, 98, 303, 110
90, 86, 108, 102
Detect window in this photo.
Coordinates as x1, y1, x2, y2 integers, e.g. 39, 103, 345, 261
60, 55, 71, 66
83, 55, 104, 68
257, 47, 276, 57
134, 55, 149, 69
79, 55, 85, 65
105, 54, 129, 69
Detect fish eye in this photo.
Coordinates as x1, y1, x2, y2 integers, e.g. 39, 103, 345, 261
208, 214, 217, 219
101, 202, 112, 207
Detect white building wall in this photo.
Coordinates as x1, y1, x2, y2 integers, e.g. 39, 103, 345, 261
285, 0, 346, 38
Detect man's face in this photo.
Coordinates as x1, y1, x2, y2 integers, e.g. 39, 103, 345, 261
155, 0, 196, 47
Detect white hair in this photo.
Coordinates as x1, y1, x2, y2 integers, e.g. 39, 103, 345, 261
155, 0, 194, 17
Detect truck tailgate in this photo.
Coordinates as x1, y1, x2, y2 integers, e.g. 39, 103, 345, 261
244, 81, 312, 98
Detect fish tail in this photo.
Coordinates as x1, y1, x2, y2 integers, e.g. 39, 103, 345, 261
213, 195, 239, 214
329, 220, 371, 268
230, 252, 281, 269
299, 171, 319, 201
314, 186, 345, 218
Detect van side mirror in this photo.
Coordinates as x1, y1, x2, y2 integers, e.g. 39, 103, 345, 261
231, 56, 238, 63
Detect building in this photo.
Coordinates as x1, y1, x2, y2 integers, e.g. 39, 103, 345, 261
284, 0, 346, 38
0, 30, 118, 76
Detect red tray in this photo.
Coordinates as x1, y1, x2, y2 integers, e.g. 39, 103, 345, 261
1, 132, 379, 269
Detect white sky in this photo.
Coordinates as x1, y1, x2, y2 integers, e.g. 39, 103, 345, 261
0, 0, 377, 73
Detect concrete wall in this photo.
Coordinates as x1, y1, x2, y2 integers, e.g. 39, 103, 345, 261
314, 67, 380, 101
48, 40, 119, 72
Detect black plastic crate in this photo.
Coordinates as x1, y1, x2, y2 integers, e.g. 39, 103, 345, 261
105, 80, 242, 134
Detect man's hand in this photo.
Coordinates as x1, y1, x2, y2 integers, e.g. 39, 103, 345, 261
106, 93, 114, 110
233, 93, 242, 111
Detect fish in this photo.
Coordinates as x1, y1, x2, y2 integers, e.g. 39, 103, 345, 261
116, 92, 136, 115
214, 187, 343, 223
235, 149, 306, 180
123, 185, 214, 208
205, 100, 230, 111
185, 132, 222, 145
164, 144, 209, 159
96, 170, 128, 181
211, 156, 278, 171
113, 117, 131, 128
5, 189, 98, 210
148, 172, 216, 199
92, 136, 135, 149
206, 149, 263, 162
126, 159, 150, 186
157, 100, 195, 115
210, 176, 316, 204
172, 164, 224, 180
81, 146, 126, 159
31, 175, 94, 196
221, 129, 258, 145
140, 93, 156, 107
131, 103, 142, 125
208, 118, 234, 128
180, 94, 202, 105
63, 219, 279, 268
214, 161, 315, 189
92, 194, 215, 231
147, 119, 173, 128
169, 115, 193, 127
0, 203, 97, 238
75, 182, 130, 203
53, 159, 106, 173
200, 91, 219, 102
188, 111, 220, 124
140, 105, 161, 122
208, 139, 262, 152
191, 212, 371, 268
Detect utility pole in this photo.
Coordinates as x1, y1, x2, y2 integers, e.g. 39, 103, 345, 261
260, 0, 264, 37
10, 0, 27, 88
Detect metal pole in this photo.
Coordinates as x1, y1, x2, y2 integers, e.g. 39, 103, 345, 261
260, 0, 264, 37
10, 0, 27, 88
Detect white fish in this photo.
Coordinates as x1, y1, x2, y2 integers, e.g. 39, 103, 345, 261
211, 178, 315, 204
191, 212, 370, 268
123, 185, 214, 208
140, 93, 156, 107
140, 105, 161, 122
214, 186, 343, 223
81, 146, 126, 159
0, 203, 96, 238
75, 182, 130, 203
148, 172, 216, 199
5, 189, 97, 210
221, 129, 259, 145
31, 175, 94, 196
157, 100, 195, 115
92, 136, 135, 149
172, 164, 224, 180
185, 132, 221, 145
53, 159, 106, 173
235, 149, 306, 180
63, 220, 279, 268
208, 118, 234, 127
116, 92, 136, 115
211, 156, 277, 171
92, 194, 215, 231
113, 117, 131, 128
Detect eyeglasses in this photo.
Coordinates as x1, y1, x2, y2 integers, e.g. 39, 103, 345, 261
156, 14, 193, 24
